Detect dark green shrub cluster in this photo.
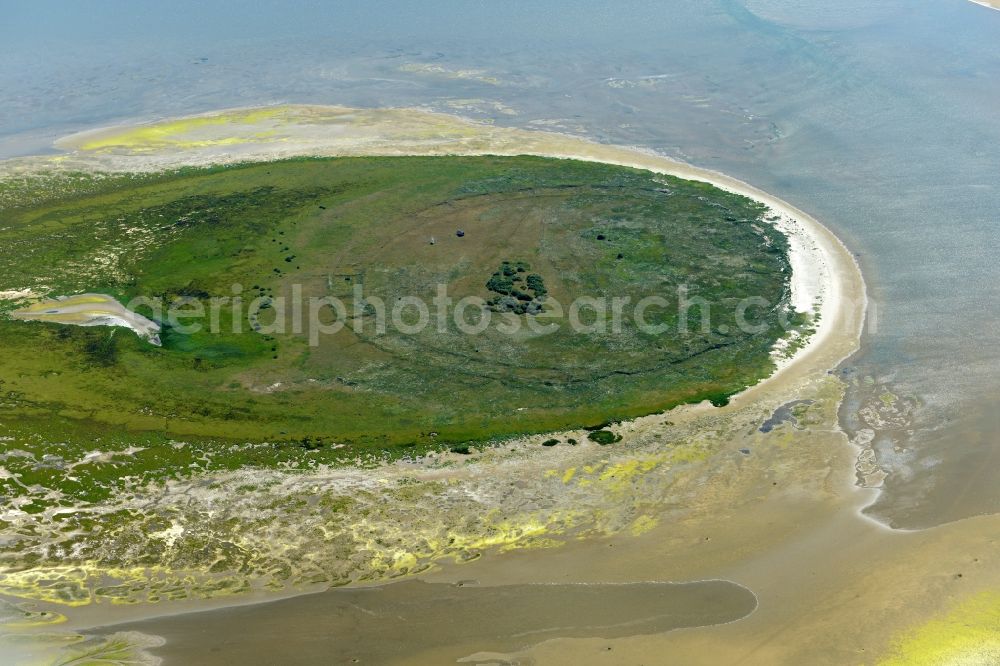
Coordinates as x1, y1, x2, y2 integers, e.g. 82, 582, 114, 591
486, 261, 547, 314
297, 436, 327, 451
587, 430, 622, 445
525, 273, 547, 297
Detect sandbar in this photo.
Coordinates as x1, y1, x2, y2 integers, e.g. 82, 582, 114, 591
11, 293, 161, 345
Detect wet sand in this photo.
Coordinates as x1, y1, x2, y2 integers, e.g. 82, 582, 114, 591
107, 579, 757, 665
78, 438, 1000, 665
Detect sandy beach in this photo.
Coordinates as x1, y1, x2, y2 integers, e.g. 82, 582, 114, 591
969, 0, 1000, 11
2, 106, 998, 665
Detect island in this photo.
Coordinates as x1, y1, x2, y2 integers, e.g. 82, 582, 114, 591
1, 107, 905, 666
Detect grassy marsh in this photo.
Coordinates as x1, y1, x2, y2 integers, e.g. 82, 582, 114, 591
0, 156, 793, 507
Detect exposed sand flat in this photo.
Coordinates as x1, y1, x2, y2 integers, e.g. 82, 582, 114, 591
107, 579, 759, 665
969, 0, 1000, 10
3, 106, 999, 665
11, 293, 161, 345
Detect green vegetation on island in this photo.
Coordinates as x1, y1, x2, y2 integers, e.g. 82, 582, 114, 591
0, 155, 795, 509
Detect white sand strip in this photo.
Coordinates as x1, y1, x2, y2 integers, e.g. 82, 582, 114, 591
11, 293, 161, 345
968, 0, 1000, 11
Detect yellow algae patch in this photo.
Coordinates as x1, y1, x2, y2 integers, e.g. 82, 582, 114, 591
556, 441, 708, 496
0, 564, 250, 607
879, 590, 1000, 665
562, 454, 670, 494
598, 457, 663, 483
390, 551, 420, 573
594, 456, 668, 495
629, 515, 659, 537
443, 510, 584, 557
78, 107, 288, 152
455, 517, 551, 552
0, 566, 93, 606
15, 293, 109, 310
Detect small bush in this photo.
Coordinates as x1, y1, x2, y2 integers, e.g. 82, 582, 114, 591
525, 274, 547, 296
299, 437, 324, 451
587, 430, 621, 445
486, 274, 514, 294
